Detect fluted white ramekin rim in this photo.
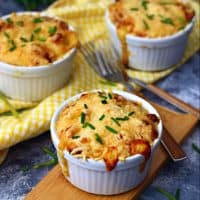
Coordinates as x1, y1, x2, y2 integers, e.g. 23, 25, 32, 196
105, 10, 195, 47
51, 90, 163, 171
0, 12, 76, 76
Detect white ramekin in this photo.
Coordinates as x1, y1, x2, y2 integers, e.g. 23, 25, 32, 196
105, 9, 195, 71
0, 12, 77, 102
50, 90, 163, 195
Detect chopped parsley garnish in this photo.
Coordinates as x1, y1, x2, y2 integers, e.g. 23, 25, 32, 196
141, 0, 149, 10
21, 165, 30, 173
33, 27, 41, 34
33, 17, 43, 24
146, 14, 155, 20
111, 117, 121, 126
83, 122, 95, 130
95, 133, 103, 144
105, 126, 118, 134
178, 17, 186, 30
48, 26, 57, 36
33, 147, 58, 169
101, 100, 108, 104
116, 116, 129, 121
72, 135, 80, 139
20, 37, 28, 42
87, 123, 95, 130
159, 15, 174, 26
192, 143, 200, 154
143, 19, 150, 30
0, 91, 19, 118
8, 40, 16, 52
108, 93, 112, 99
16, 20, 24, 26
21, 44, 26, 47
130, 8, 139, 11
30, 34, 34, 41
159, 1, 175, 5
84, 104, 88, 109
98, 92, 107, 99
155, 187, 180, 200
3, 32, 10, 39
33, 159, 57, 169
6, 18, 13, 24
128, 111, 135, 116
38, 37, 46, 42
80, 112, 85, 124
9, 46, 16, 51
99, 114, 105, 121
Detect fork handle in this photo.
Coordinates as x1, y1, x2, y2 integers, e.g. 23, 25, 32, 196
147, 84, 200, 120
161, 129, 187, 161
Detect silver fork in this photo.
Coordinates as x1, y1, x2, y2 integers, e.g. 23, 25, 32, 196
80, 40, 187, 162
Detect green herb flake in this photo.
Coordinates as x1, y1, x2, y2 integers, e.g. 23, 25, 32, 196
9, 41, 17, 52
111, 117, 121, 126
16, 20, 24, 27
159, 1, 175, 5
116, 116, 129, 121
3, 32, 10, 39
20, 37, 28, 42
84, 104, 88, 109
178, 17, 186, 30
33, 147, 58, 170
95, 133, 103, 144
38, 37, 46, 42
175, 188, 180, 200
83, 122, 95, 130
192, 143, 200, 154
30, 34, 34, 42
130, 8, 139, 11
98, 92, 107, 99
72, 135, 80, 139
0, 91, 19, 118
105, 126, 118, 134
6, 18, 13, 24
146, 14, 155, 20
143, 19, 150, 30
42, 147, 57, 160
87, 122, 95, 130
80, 112, 86, 124
101, 100, 108, 104
160, 16, 174, 26
48, 26, 57, 36
22, 165, 30, 173
33, 27, 41, 34
141, 0, 149, 10
128, 111, 135, 116
155, 187, 177, 200
108, 93, 112, 99
99, 114, 105, 121
33, 159, 57, 169
33, 17, 43, 24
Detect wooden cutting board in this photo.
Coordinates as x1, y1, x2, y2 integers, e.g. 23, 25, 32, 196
26, 103, 198, 200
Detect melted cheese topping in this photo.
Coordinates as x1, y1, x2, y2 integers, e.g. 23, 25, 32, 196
56, 92, 159, 171
0, 13, 78, 67
109, 0, 195, 38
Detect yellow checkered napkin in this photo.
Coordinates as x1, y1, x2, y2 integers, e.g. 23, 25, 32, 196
0, 0, 199, 164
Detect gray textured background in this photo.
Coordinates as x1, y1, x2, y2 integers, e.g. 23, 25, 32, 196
0, 1, 200, 199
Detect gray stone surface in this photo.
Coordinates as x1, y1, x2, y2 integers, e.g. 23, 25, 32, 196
0, 2, 200, 200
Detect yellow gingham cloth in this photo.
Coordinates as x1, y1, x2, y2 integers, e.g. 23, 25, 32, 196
0, 0, 199, 164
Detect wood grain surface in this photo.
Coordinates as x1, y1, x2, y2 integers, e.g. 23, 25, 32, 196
26, 103, 198, 200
